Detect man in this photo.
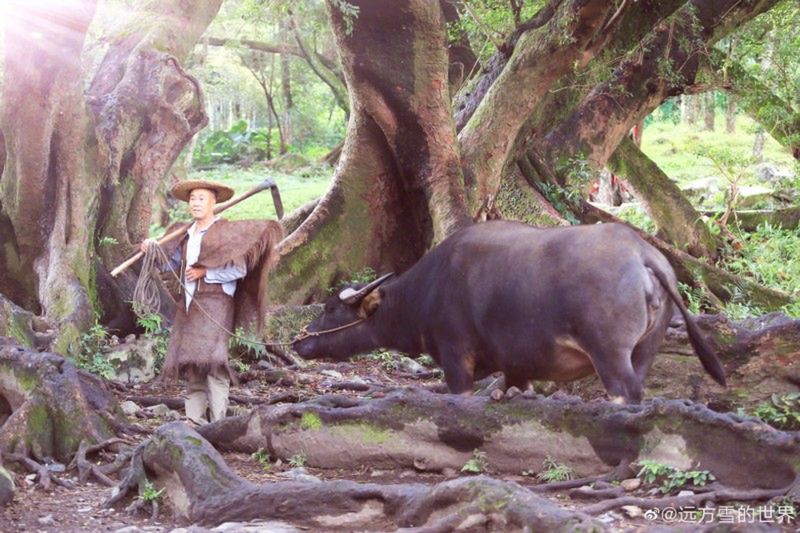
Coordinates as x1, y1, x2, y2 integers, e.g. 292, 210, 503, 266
142, 179, 282, 425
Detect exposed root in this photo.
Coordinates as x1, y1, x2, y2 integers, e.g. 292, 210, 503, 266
3, 452, 73, 491
582, 480, 798, 515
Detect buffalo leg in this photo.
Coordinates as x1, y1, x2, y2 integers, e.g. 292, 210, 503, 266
440, 350, 475, 394
590, 348, 643, 404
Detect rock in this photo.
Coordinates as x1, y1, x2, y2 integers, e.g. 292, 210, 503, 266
105, 337, 158, 383
737, 185, 775, 209
277, 468, 321, 483
442, 467, 458, 479
677, 489, 695, 497
210, 520, 302, 532
0, 464, 14, 508
754, 162, 793, 184
621, 505, 643, 518
124, 334, 136, 344
398, 356, 425, 374
119, 400, 140, 417
319, 369, 343, 380
38, 514, 55, 526
490, 389, 504, 401
269, 152, 310, 173
148, 403, 172, 417
680, 176, 721, 203
114, 527, 146, 533
505, 386, 522, 399
620, 478, 641, 491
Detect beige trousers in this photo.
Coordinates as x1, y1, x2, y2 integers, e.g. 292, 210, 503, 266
185, 368, 230, 424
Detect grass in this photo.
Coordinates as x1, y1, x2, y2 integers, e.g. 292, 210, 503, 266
183, 163, 333, 222
641, 115, 795, 186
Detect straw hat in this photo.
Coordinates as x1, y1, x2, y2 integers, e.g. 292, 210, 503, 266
170, 180, 235, 203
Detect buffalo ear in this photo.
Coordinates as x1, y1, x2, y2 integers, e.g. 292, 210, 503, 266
358, 289, 383, 318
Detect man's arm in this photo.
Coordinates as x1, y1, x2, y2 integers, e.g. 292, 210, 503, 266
203, 263, 247, 284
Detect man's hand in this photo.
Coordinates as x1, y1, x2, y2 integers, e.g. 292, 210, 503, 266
185, 266, 207, 282
140, 238, 158, 254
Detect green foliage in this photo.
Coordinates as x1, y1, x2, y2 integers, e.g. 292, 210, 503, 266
229, 327, 268, 362
537, 182, 580, 225
137, 313, 168, 372
98, 236, 119, 247
75, 321, 115, 379
535, 457, 573, 483
636, 460, 715, 494
677, 282, 704, 314
328, 267, 377, 294
418, 354, 436, 368
461, 449, 489, 474
360, 349, 397, 371
720, 224, 800, 318
251, 448, 272, 471
288, 452, 307, 468
138, 479, 165, 504
752, 393, 800, 431
194, 120, 277, 166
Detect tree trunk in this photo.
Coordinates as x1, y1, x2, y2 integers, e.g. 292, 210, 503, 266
457, 0, 617, 217
704, 91, 716, 131
607, 137, 719, 259
725, 94, 736, 133
537, 0, 778, 183
0, 338, 120, 464
753, 128, 766, 161
281, 51, 293, 149
270, 0, 469, 304
0, 0, 101, 352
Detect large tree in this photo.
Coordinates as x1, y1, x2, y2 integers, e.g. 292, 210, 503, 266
270, 0, 785, 306
0, 0, 223, 351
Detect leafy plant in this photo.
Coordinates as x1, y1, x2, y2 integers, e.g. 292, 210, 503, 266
537, 182, 581, 225
137, 313, 169, 372
98, 236, 118, 247
752, 393, 800, 431
229, 327, 268, 361
636, 460, 715, 494
536, 457, 573, 483
461, 449, 489, 474
138, 479, 165, 504
75, 321, 115, 379
362, 349, 397, 371
251, 448, 271, 471
288, 452, 307, 468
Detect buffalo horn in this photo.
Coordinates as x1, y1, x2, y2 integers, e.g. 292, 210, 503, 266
339, 272, 395, 304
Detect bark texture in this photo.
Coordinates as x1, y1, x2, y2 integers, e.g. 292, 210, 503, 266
271, 0, 469, 304
199, 388, 800, 492
112, 422, 604, 530
0, 338, 118, 463
608, 137, 719, 259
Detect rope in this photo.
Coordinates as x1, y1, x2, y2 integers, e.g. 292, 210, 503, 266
133, 243, 368, 350
134, 243, 294, 348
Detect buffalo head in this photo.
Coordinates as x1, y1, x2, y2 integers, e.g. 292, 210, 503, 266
293, 273, 395, 360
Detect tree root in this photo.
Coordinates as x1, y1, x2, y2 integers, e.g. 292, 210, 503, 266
196, 387, 800, 493
69, 438, 133, 487
582, 480, 798, 515
3, 452, 73, 491
107, 422, 605, 530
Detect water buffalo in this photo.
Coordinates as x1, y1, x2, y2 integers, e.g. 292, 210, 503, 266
293, 221, 726, 403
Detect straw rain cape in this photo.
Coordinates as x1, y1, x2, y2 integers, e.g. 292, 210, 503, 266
159, 219, 283, 381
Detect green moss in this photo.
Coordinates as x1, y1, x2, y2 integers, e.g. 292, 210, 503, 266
184, 436, 203, 446
6, 314, 34, 348
300, 412, 323, 430
334, 422, 392, 444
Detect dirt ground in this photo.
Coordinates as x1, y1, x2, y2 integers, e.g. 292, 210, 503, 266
1, 357, 797, 532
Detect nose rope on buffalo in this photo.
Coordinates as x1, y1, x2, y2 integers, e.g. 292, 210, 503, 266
133, 243, 365, 348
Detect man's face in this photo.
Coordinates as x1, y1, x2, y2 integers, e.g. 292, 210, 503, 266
188, 188, 216, 220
